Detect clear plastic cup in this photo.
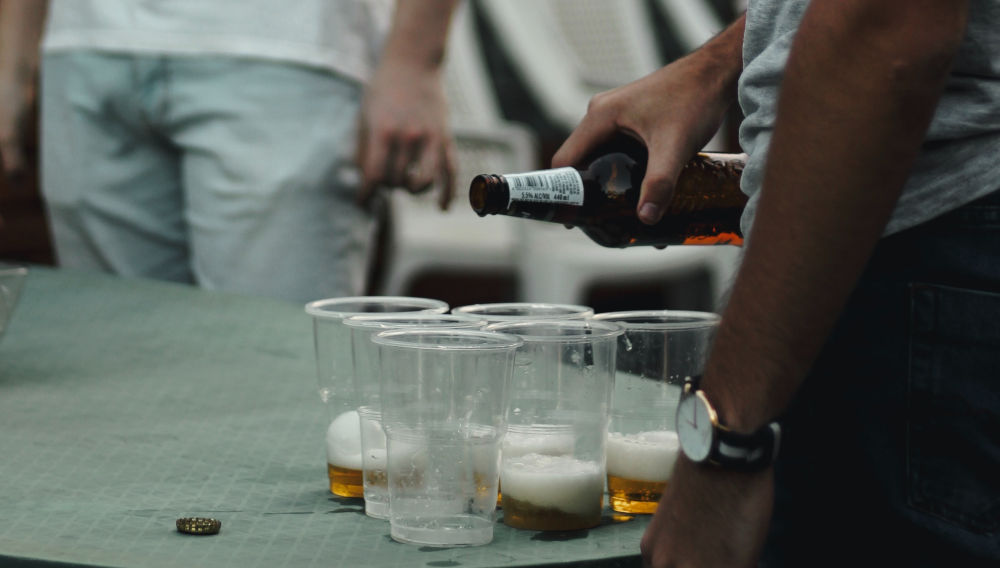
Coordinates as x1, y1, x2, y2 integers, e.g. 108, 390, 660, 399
452, 303, 597, 508
304, 296, 448, 497
592, 310, 720, 514
375, 329, 522, 547
485, 319, 622, 531
356, 405, 387, 516
344, 313, 486, 519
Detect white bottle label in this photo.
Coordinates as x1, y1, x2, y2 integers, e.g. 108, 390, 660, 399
506, 168, 584, 207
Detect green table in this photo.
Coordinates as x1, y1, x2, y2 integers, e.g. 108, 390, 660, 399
0, 267, 649, 567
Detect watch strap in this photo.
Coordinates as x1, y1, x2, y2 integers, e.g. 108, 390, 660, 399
713, 422, 782, 472
682, 375, 782, 472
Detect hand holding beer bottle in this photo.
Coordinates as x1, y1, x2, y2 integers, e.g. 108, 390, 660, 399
550, 44, 741, 230
470, 50, 744, 249
470, 147, 746, 247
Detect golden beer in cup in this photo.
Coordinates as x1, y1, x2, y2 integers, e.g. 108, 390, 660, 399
501, 454, 605, 531
328, 464, 364, 498
326, 409, 364, 498
484, 320, 622, 532
605, 430, 679, 514
306, 296, 449, 498
593, 310, 720, 514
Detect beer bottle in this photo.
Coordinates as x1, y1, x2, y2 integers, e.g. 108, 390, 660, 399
469, 150, 747, 248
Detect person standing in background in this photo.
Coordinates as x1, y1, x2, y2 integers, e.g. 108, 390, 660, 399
0, 0, 43, 188
554, 0, 998, 566
0, 0, 458, 303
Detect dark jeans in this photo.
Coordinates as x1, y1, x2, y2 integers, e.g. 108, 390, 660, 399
762, 191, 1000, 567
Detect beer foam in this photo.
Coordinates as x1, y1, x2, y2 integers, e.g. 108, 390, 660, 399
605, 430, 679, 482
326, 410, 363, 469
501, 454, 604, 515
503, 428, 575, 458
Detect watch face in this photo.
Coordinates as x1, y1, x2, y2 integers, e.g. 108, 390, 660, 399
676, 391, 714, 462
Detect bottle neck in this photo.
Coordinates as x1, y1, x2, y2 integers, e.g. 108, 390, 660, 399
470, 166, 589, 217
469, 174, 510, 216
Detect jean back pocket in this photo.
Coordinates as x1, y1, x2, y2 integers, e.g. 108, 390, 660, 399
908, 282, 1000, 534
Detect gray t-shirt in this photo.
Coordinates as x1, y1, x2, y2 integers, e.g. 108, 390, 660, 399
738, 0, 1000, 237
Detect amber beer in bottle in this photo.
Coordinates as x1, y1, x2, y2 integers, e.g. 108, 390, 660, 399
469, 151, 747, 247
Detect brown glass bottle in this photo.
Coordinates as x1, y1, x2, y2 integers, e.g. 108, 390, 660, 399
469, 151, 747, 247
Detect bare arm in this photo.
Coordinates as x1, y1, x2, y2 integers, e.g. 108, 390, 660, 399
355, 0, 460, 210
641, 0, 968, 566
0, 0, 47, 177
707, 0, 967, 445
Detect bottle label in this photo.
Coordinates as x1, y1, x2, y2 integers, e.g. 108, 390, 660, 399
506, 168, 584, 206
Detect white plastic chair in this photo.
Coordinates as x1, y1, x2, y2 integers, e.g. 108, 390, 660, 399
380, 125, 537, 297
377, 2, 538, 297
476, 0, 663, 130
517, 227, 742, 310
654, 0, 726, 53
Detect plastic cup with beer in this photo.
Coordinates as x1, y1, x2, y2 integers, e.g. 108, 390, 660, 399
374, 328, 521, 547
305, 296, 448, 498
344, 313, 487, 519
452, 303, 596, 506
592, 310, 720, 514
485, 319, 623, 531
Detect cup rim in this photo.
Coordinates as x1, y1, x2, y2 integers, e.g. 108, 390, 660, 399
304, 296, 449, 319
343, 312, 486, 330
592, 310, 720, 330
372, 328, 523, 351
451, 302, 594, 321
484, 319, 623, 343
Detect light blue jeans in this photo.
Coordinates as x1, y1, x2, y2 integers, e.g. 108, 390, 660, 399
41, 52, 375, 303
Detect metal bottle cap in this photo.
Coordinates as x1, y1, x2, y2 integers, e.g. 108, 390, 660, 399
176, 517, 222, 535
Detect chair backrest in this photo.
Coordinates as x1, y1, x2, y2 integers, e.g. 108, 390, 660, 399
443, 1, 507, 129
653, 0, 726, 52
546, 0, 663, 91
475, 0, 664, 130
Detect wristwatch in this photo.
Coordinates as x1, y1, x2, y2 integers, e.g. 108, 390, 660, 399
675, 376, 781, 472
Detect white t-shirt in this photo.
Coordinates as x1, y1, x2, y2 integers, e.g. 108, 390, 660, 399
42, 0, 395, 83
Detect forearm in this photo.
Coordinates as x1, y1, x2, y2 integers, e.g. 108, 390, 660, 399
682, 13, 745, 118
705, 0, 968, 431
0, 0, 47, 83
356, 0, 460, 206
378, 0, 460, 74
